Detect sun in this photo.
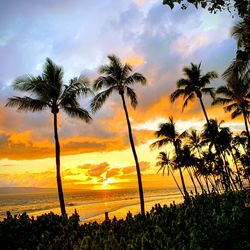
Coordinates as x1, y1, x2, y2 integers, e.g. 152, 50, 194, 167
102, 178, 112, 189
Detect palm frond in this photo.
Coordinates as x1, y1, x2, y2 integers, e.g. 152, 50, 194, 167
43, 58, 63, 99
125, 72, 146, 86
201, 87, 215, 99
150, 138, 170, 150
13, 75, 50, 101
170, 89, 185, 103
122, 63, 133, 79
60, 77, 92, 106
200, 71, 218, 86
126, 87, 138, 108
176, 78, 190, 88
6, 96, 48, 112
90, 87, 114, 113
216, 86, 234, 98
63, 106, 92, 122
93, 76, 116, 91
212, 97, 232, 106
182, 93, 195, 111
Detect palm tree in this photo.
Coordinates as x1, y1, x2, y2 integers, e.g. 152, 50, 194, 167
223, 13, 250, 80
198, 150, 222, 193
155, 151, 184, 197
170, 62, 218, 125
186, 129, 204, 156
201, 119, 236, 191
6, 58, 92, 216
213, 73, 250, 146
178, 145, 199, 195
170, 63, 225, 170
91, 54, 146, 214
150, 117, 189, 199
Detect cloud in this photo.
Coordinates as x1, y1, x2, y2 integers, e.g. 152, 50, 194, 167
122, 161, 151, 175
106, 168, 121, 178
87, 162, 109, 177
0, 0, 240, 166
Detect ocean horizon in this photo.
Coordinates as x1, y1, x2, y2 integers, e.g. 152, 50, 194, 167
0, 186, 184, 222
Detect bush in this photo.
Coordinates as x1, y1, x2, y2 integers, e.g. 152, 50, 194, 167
0, 191, 249, 249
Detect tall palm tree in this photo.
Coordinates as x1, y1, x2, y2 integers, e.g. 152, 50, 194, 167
91, 54, 146, 214
213, 73, 250, 146
170, 63, 225, 170
6, 58, 92, 216
170, 62, 218, 125
150, 117, 189, 199
155, 151, 184, 197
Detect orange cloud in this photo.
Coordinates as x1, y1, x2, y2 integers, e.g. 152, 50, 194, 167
106, 168, 121, 178
123, 54, 145, 67
88, 162, 109, 177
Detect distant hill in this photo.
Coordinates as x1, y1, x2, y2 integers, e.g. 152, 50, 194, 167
0, 187, 57, 195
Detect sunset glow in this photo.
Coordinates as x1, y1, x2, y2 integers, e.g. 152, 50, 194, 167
0, 0, 244, 192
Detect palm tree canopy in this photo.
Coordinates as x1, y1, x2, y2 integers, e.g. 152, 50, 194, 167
178, 145, 198, 168
170, 62, 218, 111
6, 58, 92, 122
213, 74, 250, 119
156, 151, 176, 176
150, 117, 187, 149
186, 129, 204, 152
201, 119, 233, 154
91, 54, 146, 112
231, 13, 250, 52
223, 14, 250, 80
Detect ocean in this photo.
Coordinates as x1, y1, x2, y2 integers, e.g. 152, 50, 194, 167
0, 187, 183, 223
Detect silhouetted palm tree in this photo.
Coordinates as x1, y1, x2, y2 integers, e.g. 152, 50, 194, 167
186, 129, 203, 156
202, 119, 233, 191
223, 13, 250, 80
91, 54, 146, 214
6, 58, 92, 215
170, 63, 227, 175
170, 62, 218, 124
199, 150, 222, 193
151, 117, 189, 198
178, 145, 199, 195
213, 73, 250, 146
156, 151, 184, 197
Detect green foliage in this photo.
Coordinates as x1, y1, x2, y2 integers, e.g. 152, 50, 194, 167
0, 191, 249, 249
162, 0, 249, 18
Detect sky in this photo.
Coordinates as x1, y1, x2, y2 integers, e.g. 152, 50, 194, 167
0, 0, 242, 190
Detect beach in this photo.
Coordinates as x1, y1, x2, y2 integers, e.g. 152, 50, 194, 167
0, 187, 183, 223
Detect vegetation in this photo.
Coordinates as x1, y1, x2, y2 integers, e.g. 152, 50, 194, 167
3, 2, 250, 247
91, 54, 147, 215
0, 191, 249, 249
6, 58, 92, 216
151, 117, 189, 199
162, 0, 249, 18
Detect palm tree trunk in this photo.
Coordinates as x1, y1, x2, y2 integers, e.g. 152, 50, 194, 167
198, 97, 229, 191
205, 177, 211, 194
53, 112, 66, 216
207, 176, 218, 192
173, 144, 189, 199
193, 169, 206, 193
230, 147, 243, 190
242, 109, 250, 149
187, 168, 198, 195
169, 168, 184, 198
198, 97, 210, 125
120, 94, 145, 215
